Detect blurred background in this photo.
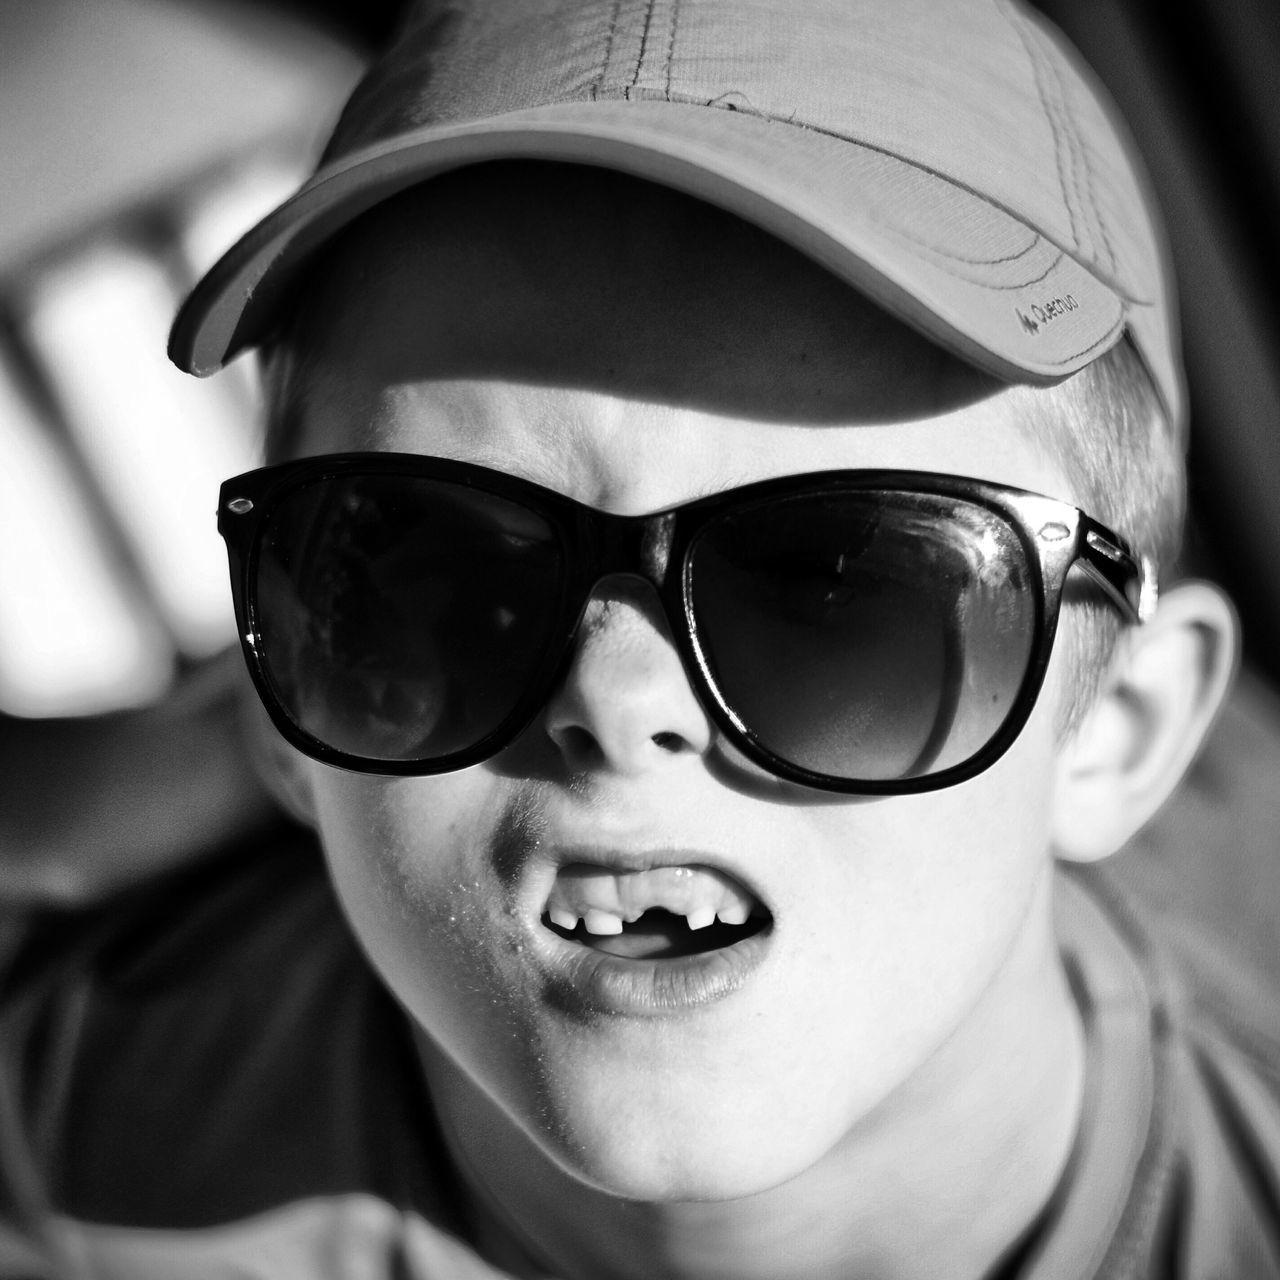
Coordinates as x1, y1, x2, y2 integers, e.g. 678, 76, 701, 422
1, 0, 1278, 994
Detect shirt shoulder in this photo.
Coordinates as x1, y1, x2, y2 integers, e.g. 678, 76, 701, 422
1054, 866, 1280, 1280
0, 821, 486, 1278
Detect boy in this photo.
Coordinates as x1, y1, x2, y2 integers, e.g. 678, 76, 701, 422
3, 0, 1274, 1276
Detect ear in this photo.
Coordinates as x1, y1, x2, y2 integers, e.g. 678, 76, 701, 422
236, 681, 319, 828
1051, 580, 1239, 862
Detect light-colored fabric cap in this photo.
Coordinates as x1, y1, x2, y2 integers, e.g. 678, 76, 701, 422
169, 0, 1185, 433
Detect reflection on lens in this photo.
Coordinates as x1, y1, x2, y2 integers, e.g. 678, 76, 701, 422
254, 474, 563, 763
690, 491, 1035, 781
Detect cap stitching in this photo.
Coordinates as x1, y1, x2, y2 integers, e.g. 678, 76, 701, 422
1041, 32, 1120, 280
1026, 16, 1105, 276
627, 0, 660, 100
1023, 309, 1123, 369
881, 233, 1065, 289
1022, 18, 1123, 290
1000, 0, 1082, 258
592, 0, 625, 102
664, 0, 680, 103
640, 95, 1067, 275
884, 232, 1042, 271
1046, 61, 1093, 264
870, 222, 1126, 366
1009, 4, 1084, 257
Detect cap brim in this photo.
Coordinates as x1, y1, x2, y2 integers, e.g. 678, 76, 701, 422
171, 99, 1143, 397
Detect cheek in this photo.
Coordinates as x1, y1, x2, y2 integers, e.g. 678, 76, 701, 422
308, 769, 545, 1102
800, 667, 1063, 1072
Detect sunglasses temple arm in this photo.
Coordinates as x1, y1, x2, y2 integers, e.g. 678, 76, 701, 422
1075, 519, 1158, 624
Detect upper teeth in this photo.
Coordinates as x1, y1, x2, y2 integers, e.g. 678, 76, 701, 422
546, 863, 763, 936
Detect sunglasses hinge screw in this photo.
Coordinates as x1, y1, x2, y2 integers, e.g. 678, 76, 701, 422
1085, 529, 1123, 562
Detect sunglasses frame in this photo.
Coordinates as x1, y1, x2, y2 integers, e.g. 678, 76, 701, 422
219, 453, 1152, 795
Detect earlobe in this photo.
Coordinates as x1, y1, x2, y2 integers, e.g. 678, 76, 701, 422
1051, 581, 1239, 863
238, 685, 320, 827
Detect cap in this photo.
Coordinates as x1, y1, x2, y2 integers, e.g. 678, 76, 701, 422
169, 0, 1184, 432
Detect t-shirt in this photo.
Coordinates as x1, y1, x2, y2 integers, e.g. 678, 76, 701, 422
1, 820, 1278, 1279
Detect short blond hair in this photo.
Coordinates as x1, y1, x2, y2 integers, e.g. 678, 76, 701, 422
1015, 339, 1183, 731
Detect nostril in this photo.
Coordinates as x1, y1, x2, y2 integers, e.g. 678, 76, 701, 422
552, 724, 603, 765
651, 731, 683, 753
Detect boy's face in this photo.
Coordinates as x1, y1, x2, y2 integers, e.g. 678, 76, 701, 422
283, 174, 1082, 1202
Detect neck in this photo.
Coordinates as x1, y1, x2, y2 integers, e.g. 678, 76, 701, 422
420, 867, 1084, 1280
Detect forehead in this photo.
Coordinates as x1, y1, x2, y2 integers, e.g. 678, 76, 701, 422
285, 164, 1068, 504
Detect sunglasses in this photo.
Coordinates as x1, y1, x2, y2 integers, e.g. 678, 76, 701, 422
218, 453, 1154, 795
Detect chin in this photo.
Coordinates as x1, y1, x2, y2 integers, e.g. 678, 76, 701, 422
548, 1131, 804, 1204
516, 1063, 835, 1204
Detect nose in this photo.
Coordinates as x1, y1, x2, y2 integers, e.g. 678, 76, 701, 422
543, 576, 714, 777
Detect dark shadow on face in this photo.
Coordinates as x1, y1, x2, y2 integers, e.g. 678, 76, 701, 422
285, 161, 1007, 430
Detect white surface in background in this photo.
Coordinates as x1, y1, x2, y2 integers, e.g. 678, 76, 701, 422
179, 154, 306, 412
24, 243, 259, 659
0, 355, 173, 715
183, 155, 304, 283
0, 0, 360, 717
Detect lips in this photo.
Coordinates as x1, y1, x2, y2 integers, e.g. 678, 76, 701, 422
528, 854, 774, 1015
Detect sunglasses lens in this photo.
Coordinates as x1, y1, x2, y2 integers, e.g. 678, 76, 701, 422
689, 491, 1037, 782
252, 474, 564, 764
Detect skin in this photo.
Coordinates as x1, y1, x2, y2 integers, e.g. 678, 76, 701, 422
278, 167, 1095, 1280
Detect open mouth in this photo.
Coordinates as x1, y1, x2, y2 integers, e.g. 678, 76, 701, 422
540, 863, 772, 960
